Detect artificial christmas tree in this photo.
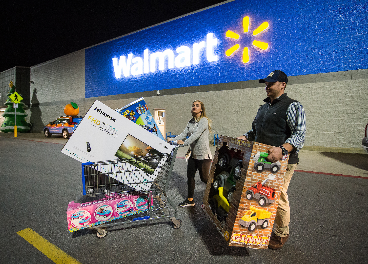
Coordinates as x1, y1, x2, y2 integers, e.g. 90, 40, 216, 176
0, 81, 31, 133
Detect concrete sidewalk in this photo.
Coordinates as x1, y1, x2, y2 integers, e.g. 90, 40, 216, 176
1, 132, 368, 178
174, 144, 368, 178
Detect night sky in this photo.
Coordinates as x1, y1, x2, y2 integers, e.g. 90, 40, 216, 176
1, 0, 229, 73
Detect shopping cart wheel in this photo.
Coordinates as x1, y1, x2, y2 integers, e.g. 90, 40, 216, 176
96, 228, 107, 238
171, 217, 182, 229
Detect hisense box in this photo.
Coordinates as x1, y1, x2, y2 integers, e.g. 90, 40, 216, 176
202, 136, 288, 249
61, 100, 174, 191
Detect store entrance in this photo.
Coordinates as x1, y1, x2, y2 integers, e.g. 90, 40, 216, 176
153, 109, 165, 138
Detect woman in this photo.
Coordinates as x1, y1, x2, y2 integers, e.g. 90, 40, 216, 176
169, 100, 212, 207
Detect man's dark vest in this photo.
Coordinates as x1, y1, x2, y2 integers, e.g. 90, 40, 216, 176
253, 93, 299, 164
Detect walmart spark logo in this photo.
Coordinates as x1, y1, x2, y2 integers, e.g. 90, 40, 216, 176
225, 16, 269, 63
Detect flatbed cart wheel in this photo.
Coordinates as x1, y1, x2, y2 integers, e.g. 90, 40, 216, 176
170, 217, 182, 229
96, 228, 107, 238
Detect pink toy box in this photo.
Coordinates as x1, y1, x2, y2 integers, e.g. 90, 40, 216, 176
67, 192, 152, 232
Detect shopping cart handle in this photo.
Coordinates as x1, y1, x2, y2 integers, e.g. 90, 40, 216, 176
170, 141, 186, 147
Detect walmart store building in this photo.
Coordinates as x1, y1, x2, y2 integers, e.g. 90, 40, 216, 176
0, 0, 367, 152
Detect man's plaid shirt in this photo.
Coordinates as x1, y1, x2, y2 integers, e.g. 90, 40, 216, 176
247, 100, 306, 152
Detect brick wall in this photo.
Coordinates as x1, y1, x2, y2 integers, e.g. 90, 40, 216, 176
143, 72, 368, 151
30, 50, 85, 104
28, 50, 85, 131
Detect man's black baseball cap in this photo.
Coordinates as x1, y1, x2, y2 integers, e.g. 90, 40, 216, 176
259, 70, 288, 83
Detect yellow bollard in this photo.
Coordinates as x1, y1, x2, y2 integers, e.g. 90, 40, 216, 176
14, 125, 17, 137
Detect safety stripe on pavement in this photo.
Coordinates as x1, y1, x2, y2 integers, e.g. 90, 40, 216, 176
17, 228, 81, 264
295, 170, 368, 179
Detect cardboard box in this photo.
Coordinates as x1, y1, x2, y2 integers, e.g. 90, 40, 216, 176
67, 193, 152, 232
202, 136, 288, 249
62, 100, 174, 191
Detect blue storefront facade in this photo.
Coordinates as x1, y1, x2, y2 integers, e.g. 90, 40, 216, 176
85, 0, 367, 98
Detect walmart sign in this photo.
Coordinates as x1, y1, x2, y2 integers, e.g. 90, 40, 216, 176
112, 33, 219, 78
85, 0, 368, 98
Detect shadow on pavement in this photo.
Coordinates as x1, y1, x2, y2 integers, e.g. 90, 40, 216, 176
320, 152, 368, 171
171, 159, 250, 257
186, 206, 250, 257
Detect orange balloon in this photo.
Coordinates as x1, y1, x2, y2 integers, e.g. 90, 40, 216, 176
64, 102, 79, 116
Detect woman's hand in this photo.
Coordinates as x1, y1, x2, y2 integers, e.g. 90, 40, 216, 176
177, 140, 184, 145
237, 136, 248, 141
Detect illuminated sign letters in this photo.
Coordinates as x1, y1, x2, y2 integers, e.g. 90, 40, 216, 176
112, 33, 218, 78
226, 16, 269, 64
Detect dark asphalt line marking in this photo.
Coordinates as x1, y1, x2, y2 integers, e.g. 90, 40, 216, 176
295, 170, 368, 179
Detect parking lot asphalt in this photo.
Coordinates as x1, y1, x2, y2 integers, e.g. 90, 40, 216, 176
1, 132, 368, 264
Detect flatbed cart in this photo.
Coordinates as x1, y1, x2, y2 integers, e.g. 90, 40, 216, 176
67, 147, 181, 238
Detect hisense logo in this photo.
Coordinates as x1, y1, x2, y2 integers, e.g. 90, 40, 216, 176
94, 107, 116, 122
225, 16, 270, 63
112, 33, 219, 78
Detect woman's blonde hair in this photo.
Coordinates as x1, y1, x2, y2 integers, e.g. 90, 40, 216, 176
193, 100, 212, 132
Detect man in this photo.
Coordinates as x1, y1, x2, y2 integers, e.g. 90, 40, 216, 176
238, 70, 306, 250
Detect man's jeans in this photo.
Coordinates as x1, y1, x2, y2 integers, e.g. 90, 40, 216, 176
274, 163, 297, 237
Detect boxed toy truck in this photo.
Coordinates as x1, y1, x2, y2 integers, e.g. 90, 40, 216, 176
202, 136, 288, 249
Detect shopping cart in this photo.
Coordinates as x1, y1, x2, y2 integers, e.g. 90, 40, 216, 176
67, 147, 181, 238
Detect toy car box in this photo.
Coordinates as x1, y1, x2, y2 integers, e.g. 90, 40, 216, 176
202, 136, 288, 249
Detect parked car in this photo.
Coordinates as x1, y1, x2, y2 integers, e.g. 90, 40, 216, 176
363, 123, 368, 153
44, 116, 82, 139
